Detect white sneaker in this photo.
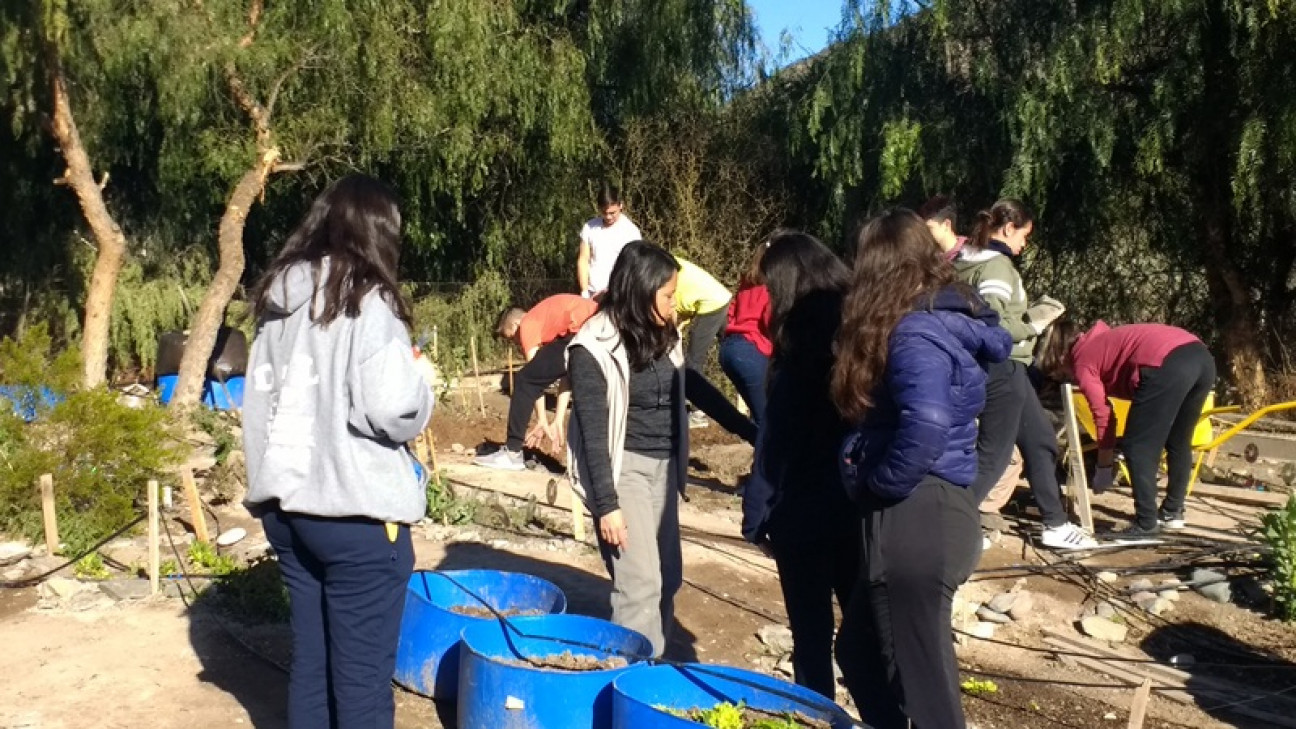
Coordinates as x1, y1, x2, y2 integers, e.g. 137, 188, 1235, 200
474, 448, 525, 472
688, 411, 710, 429
982, 536, 992, 551
1041, 522, 1099, 550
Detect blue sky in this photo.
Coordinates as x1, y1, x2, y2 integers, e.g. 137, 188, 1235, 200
747, 1, 842, 64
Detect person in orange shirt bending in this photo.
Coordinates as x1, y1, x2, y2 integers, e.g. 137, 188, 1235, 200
476, 294, 599, 471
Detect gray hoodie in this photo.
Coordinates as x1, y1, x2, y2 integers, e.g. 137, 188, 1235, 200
243, 261, 433, 523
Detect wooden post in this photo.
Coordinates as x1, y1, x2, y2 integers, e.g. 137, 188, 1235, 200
470, 335, 486, 416
571, 492, 586, 541
147, 479, 160, 595
181, 469, 210, 543
507, 347, 515, 396
1127, 678, 1153, 729
38, 474, 58, 555
1062, 384, 1095, 532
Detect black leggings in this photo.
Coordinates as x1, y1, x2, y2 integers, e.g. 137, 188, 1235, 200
970, 359, 1068, 527
835, 476, 980, 729
1123, 342, 1216, 529
504, 336, 571, 451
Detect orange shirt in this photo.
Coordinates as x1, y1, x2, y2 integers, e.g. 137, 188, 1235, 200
518, 294, 599, 355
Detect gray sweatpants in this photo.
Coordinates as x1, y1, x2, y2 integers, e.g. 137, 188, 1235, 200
595, 450, 683, 657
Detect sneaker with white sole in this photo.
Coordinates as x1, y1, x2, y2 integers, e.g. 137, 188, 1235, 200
1159, 510, 1186, 530
688, 411, 710, 429
474, 447, 525, 471
1041, 522, 1099, 550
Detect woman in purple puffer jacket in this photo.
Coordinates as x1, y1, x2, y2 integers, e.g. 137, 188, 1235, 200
832, 209, 1012, 729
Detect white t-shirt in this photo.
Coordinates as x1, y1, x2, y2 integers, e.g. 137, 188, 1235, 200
579, 215, 642, 297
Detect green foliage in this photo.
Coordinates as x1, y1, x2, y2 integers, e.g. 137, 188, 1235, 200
108, 248, 214, 373
199, 555, 290, 624
410, 271, 513, 367
1260, 494, 1296, 621
960, 678, 1000, 697
0, 323, 80, 391
0, 363, 184, 553
426, 471, 478, 526
665, 702, 813, 729
74, 552, 110, 579
188, 407, 239, 465
188, 540, 238, 576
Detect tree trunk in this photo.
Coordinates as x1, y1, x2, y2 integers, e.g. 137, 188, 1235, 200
49, 70, 127, 389
1201, 212, 1268, 409
168, 148, 279, 409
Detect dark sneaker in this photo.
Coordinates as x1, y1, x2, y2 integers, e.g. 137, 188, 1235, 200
1111, 522, 1162, 544
1159, 510, 1186, 530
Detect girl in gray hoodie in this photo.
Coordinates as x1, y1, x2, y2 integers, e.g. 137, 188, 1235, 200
243, 175, 433, 729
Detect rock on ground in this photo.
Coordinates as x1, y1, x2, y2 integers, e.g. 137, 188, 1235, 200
1079, 616, 1128, 643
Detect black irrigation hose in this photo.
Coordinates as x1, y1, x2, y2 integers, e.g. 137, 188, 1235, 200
0, 513, 147, 588
955, 627, 1296, 671
427, 570, 847, 721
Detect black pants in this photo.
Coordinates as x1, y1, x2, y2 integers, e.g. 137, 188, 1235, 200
505, 336, 571, 451
684, 307, 727, 372
1124, 342, 1216, 529
970, 359, 1067, 527
769, 523, 860, 699
262, 507, 414, 729
683, 368, 758, 445
835, 477, 980, 729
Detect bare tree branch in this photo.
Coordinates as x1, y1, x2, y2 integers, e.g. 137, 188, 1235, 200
238, 0, 264, 49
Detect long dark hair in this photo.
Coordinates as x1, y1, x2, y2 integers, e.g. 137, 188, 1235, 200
1036, 317, 1082, 381
600, 241, 681, 369
759, 230, 849, 359
252, 174, 412, 327
832, 209, 957, 422
968, 198, 1033, 252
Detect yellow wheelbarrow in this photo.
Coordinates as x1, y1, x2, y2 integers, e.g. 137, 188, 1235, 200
1059, 385, 1296, 531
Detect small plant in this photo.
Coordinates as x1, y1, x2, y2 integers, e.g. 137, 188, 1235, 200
159, 558, 181, 577
960, 678, 999, 697
664, 702, 816, 729
188, 540, 238, 575
188, 407, 239, 465
74, 553, 110, 580
198, 555, 290, 624
1260, 494, 1296, 621
427, 471, 477, 525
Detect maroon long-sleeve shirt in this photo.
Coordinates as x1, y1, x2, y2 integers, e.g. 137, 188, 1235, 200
1071, 321, 1201, 448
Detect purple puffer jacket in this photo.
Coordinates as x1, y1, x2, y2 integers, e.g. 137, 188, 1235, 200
841, 286, 1012, 502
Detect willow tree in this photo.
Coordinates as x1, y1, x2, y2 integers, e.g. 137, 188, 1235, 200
0, 0, 137, 388
795, 0, 1296, 403
62, 0, 595, 406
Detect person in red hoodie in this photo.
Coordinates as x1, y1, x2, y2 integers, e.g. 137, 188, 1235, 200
1039, 320, 1216, 539
718, 244, 772, 426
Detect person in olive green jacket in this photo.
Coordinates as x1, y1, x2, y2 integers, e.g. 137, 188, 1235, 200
925, 197, 1095, 551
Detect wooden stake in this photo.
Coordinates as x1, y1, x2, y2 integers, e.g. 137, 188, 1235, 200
1127, 678, 1153, 729
507, 347, 515, 396
181, 469, 210, 543
38, 474, 58, 555
1062, 384, 1095, 532
147, 479, 160, 595
470, 335, 486, 416
426, 430, 441, 475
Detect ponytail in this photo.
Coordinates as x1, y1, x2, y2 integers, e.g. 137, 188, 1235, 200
967, 198, 1033, 251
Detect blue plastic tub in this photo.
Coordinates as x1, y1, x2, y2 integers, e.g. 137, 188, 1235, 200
0, 385, 63, 422
393, 570, 567, 699
458, 614, 653, 729
156, 374, 244, 410
611, 663, 862, 728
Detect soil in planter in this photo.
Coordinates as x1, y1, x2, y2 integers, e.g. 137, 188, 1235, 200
667, 701, 833, 729
500, 650, 630, 671
447, 605, 547, 618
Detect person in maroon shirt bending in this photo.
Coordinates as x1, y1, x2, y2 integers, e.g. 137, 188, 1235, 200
718, 244, 772, 427
1039, 320, 1216, 539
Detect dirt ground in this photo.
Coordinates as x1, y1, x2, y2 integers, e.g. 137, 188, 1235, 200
2, 391, 1295, 728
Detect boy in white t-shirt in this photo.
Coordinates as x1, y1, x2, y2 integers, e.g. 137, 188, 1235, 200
576, 184, 642, 298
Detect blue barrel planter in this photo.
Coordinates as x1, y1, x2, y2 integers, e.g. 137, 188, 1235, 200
612, 664, 862, 728
394, 570, 567, 699
156, 374, 245, 410
0, 385, 63, 422
458, 614, 653, 729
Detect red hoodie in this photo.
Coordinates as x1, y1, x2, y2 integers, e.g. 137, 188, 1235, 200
725, 285, 773, 357
1071, 321, 1202, 448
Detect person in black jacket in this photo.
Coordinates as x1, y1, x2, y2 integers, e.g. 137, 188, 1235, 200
741, 230, 858, 699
